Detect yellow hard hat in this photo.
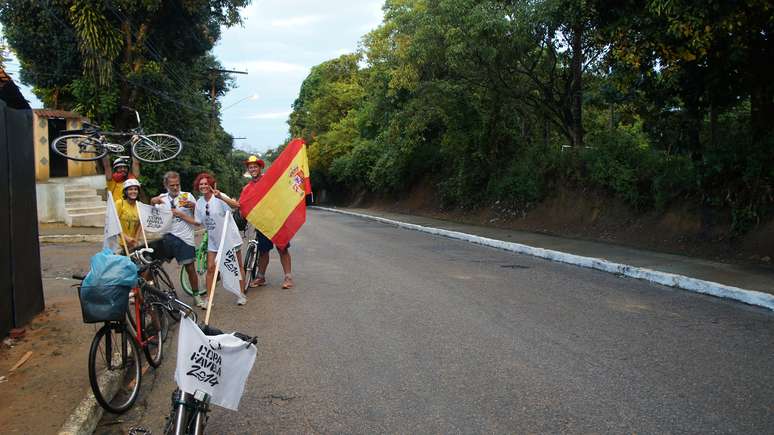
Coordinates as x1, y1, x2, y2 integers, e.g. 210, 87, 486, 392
244, 155, 265, 168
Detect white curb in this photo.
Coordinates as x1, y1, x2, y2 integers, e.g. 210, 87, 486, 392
314, 206, 774, 311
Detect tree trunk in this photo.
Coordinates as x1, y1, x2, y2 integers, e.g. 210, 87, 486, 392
570, 22, 584, 148
751, 84, 774, 141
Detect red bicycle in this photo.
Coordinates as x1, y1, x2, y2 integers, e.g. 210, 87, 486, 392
75, 248, 169, 414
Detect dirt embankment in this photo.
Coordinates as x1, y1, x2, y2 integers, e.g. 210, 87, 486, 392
344, 181, 774, 267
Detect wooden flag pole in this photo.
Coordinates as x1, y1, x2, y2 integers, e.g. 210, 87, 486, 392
135, 202, 150, 249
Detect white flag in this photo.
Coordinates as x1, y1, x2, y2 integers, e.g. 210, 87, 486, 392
103, 191, 123, 252
214, 210, 242, 297
136, 201, 173, 233
174, 316, 257, 411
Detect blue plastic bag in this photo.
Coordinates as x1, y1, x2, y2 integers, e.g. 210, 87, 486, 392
78, 249, 138, 323
83, 248, 138, 288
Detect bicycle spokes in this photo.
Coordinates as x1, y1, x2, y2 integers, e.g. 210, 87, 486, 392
132, 134, 183, 163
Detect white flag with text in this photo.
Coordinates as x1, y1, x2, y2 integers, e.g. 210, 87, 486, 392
103, 191, 123, 252
174, 316, 257, 411
214, 210, 242, 296
136, 201, 173, 233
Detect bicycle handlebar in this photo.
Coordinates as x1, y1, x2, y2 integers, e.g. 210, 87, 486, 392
200, 324, 258, 347
130, 247, 155, 265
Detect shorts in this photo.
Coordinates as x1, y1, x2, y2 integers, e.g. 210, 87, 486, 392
255, 230, 290, 253
150, 234, 195, 265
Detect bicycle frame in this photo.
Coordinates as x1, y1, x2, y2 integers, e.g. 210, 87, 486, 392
172, 390, 210, 435
124, 286, 158, 349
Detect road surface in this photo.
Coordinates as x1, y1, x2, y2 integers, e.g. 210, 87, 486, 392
100, 208, 774, 434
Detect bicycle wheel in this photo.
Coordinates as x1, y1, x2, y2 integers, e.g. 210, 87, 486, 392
88, 323, 142, 414
152, 266, 180, 323
141, 298, 166, 368
180, 266, 195, 297
132, 134, 183, 163
51, 134, 107, 161
243, 243, 257, 284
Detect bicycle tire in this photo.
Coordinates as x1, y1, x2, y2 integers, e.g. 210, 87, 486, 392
141, 298, 165, 368
152, 266, 181, 323
88, 323, 142, 414
243, 243, 257, 284
132, 133, 183, 163
181, 237, 208, 297
51, 134, 108, 161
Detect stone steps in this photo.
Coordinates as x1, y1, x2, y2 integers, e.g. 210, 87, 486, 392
65, 196, 103, 206
65, 211, 105, 227
63, 185, 106, 228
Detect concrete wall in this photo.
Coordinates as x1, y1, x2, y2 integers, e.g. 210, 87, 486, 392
36, 182, 65, 222
32, 114, 49, 182
48, 174, 104, 189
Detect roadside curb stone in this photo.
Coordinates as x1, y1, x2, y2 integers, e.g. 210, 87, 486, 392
58, 370, 121, 435
316, 206, 774, 311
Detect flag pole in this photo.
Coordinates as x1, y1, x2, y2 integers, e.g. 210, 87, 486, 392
107, 192, 131, 256
135, 202, 150, 249
204, 210, 232, 325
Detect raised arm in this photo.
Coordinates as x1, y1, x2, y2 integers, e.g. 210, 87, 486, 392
102, 155, 112, 180
213, 190, 240, 209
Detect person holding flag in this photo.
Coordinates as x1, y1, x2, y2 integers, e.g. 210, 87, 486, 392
149, 171, 202, 305
186, 172, 247, 306
240, 155, 294, 289
239, 139, 311, 290
114, 178, 143, 250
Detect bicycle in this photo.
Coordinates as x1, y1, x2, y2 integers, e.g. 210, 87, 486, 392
140, 243, 183, 324
162, 320, 257, 435
75, 248, 169, 414
51, 106, 182, 163
242, 232, 260, 286
180, 232, 208, 297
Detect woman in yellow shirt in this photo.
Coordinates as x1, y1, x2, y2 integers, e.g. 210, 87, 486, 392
114, 178, 142, 249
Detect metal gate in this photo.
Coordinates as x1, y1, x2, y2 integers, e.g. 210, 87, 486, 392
0, 98, 44, 338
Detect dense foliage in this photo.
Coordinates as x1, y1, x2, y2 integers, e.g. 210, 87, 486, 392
289, 0, 773, 233
0, 0, 251, 196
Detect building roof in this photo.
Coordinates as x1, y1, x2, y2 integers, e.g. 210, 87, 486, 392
32, 108, 83, 119
0, 67, 31, 110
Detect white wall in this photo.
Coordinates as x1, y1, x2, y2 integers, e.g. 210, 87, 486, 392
36, 182, 65, 222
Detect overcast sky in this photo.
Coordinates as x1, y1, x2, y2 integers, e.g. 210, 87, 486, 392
215, 0, 383, 153
4, 0, 384, 154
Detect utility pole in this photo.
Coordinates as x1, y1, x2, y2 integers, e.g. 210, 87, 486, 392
207, 68, 247, 132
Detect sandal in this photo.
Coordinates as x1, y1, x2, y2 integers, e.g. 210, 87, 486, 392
281, 276, 294, 289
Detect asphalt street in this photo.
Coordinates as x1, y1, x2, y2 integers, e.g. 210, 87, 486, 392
102, 208, 774, 434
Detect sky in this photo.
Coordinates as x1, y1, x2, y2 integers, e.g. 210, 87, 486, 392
2, 0, 384, 154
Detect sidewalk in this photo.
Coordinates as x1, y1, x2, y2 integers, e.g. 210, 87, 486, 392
1, 241, 100, 435
326, 207, 774, 301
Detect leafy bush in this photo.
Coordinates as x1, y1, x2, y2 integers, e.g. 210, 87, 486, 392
583, 125, 655, 207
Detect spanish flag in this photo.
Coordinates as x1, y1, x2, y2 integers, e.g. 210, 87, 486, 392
239, 138, 311, 248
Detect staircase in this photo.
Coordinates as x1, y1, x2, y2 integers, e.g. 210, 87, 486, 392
64, 186, 106, 227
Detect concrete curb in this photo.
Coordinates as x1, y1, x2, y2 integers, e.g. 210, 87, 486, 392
40, 235, 104, 244
58, 369, 121, 435
315, 206, 774, 312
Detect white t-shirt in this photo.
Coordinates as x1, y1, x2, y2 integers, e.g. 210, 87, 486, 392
194, 193, 242, 252
156, 191, 196, 246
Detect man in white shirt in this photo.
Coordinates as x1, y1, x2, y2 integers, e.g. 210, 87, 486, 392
150, 171, 200, 303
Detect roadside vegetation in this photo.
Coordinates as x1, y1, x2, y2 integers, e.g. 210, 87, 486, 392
0, 0, 251, 195
289, 0, 773, 235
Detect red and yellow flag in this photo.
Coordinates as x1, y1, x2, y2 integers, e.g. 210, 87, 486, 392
239, 138, 311, 248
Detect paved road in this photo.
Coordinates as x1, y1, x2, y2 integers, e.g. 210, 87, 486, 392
102, 208, 774, 434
